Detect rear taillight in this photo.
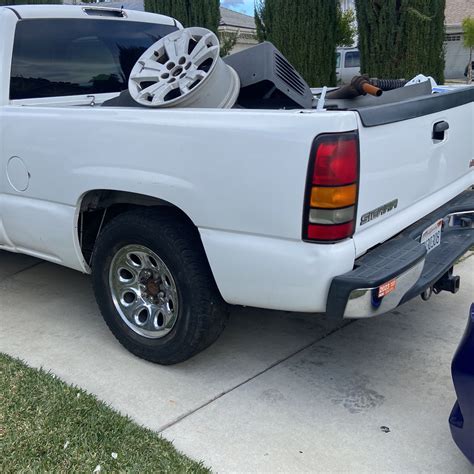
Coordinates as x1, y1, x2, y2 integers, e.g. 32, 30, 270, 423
303, 133, 359, 242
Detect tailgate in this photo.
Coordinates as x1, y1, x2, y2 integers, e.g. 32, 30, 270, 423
354, 87, 474, 255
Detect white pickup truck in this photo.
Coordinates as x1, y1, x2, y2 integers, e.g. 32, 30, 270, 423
1, 6, 473, 364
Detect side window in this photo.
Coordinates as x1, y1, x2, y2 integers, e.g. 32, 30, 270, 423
336, 52, 341, 69
344, 51, 360, 68
10, 19, 177, 100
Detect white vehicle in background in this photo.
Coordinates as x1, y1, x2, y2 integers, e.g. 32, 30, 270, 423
336, 47, 361, 84
0, 5, 473, 365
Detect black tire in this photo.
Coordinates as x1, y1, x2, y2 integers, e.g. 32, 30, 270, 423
91, 208, 229, 365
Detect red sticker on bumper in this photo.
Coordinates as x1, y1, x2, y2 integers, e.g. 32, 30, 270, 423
378, 279, 397, 298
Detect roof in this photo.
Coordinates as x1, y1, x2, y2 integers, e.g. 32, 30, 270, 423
219, 6, 255, 30
3, 4, 173, 24
445, 0, 474, 26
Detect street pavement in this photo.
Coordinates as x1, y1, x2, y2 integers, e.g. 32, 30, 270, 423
1, 249, 473, 472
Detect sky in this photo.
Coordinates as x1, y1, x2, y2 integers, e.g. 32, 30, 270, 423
221, 0, 255, 16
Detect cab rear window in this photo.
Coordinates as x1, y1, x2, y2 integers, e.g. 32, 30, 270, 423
10, 18, 178, 100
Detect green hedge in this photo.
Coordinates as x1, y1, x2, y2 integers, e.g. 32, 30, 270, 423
355, 0, 445, 83
256, 0, 338, 87
144, 0, 220, 35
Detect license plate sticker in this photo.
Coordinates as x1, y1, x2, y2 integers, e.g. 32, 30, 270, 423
378, 279, 397, 298
421, 219, 443, 254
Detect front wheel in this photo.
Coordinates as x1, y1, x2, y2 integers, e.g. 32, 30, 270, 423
91, 209, 229, 365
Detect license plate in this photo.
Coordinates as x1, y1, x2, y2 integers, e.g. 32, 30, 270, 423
421, 219, 443, 254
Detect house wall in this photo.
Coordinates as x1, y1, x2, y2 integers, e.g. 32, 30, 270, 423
444, 0, 474, 80
444, 27, 471, 80
220, 26, 257, 54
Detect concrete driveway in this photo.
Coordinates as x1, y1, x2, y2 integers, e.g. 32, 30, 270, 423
1, 249, 473, 472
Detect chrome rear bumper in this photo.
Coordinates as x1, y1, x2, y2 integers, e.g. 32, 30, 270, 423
327, 189, 474, 319
344, 260, 425, 318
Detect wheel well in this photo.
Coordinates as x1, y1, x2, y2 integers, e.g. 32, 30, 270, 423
78, 190, 195, 265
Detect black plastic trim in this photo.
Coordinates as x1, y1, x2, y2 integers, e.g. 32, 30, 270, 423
354, 87, 474, 127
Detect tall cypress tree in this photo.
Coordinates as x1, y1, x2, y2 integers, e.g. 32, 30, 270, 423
144, 0, 220, 35
255, 0, 337, 87
355, 0, 445, 83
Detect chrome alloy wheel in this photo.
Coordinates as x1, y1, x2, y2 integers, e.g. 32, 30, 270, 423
128, 27, 239, 108
109, 244, 179, 339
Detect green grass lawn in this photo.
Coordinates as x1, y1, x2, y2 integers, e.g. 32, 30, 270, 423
0, 353, 208, 473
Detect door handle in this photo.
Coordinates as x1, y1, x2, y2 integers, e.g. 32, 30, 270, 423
433, 120, 449, 140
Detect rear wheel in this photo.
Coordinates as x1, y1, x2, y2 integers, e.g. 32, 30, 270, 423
91, 209, 229, 365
